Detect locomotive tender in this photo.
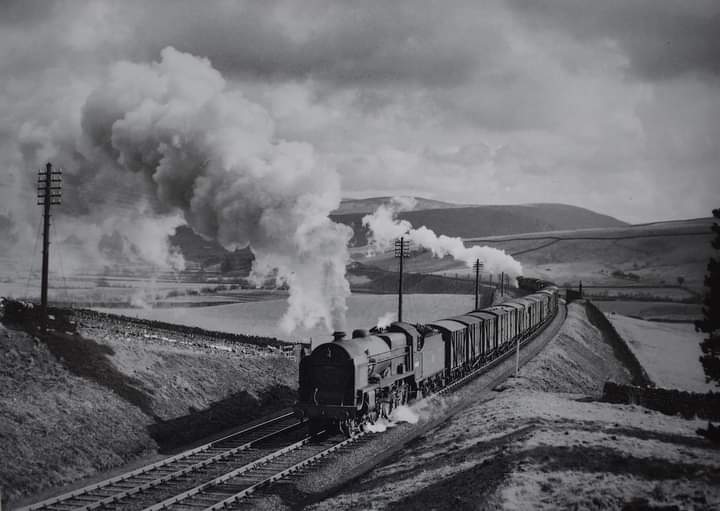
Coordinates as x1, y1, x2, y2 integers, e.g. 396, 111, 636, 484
296, 284, 560, 434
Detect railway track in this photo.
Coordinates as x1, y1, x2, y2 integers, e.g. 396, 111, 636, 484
20, 306, 565, 511
142, 431, 365, 510
18, 412, 305, 511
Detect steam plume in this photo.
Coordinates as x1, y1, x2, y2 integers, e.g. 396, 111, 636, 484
21, 47, 353, 332
376, 311, 396, 329
362, 197, 522, 280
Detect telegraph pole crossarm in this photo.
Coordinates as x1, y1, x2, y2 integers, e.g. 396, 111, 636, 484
394, 237, 411, 323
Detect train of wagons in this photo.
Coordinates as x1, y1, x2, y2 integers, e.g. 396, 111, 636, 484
295, 282, 560, 434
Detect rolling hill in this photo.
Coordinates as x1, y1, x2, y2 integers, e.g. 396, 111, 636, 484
332, 202, 628, 247
170, 201, 628, 269
359, 217, 714, 295
333, 196, 472, 215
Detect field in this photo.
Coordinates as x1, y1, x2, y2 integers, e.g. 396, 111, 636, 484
607, 314, 713, 393
593, 300, 702, 322
355, 217, 713, 298
94, 293, 479, 344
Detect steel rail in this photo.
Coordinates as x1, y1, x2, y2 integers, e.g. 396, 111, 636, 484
18, 411, 297, 511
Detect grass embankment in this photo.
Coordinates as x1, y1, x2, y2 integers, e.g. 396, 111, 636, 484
1, 311, 297, 506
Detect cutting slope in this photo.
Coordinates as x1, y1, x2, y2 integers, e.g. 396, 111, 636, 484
1, 314, 296, 505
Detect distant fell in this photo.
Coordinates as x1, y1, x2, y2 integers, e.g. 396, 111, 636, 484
332, 202, 628, 246
170, 201, 627, 266
334, 196, 471, 215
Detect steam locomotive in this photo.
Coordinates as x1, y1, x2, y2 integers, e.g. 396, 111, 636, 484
295, 283, 560, 434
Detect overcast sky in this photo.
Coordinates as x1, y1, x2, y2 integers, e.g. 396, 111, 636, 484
1, 0, 719, 223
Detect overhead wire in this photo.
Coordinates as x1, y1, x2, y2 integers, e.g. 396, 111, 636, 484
51, 219, 73, 308
22, 215, 43, 301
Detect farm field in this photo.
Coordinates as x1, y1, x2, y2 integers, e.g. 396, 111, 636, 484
94, 293, 479, 344
0, 277, 286, 307
607, 314, 714, 393
593, 300, 702, 322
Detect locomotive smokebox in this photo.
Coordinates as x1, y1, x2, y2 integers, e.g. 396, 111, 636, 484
332, 331, 346, 342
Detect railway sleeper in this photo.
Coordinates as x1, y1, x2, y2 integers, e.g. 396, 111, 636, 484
223, 479, 256, 488
109, 481, 146, 490
200, 490, 239, 500
127, 475, 159, 483
170, 504, 209, 510
184, 495, 225, 506
69, 495, 108, 503
45, 505, 80, 511
83, 488, 122, 498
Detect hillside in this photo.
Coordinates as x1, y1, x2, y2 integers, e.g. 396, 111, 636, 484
168, 202, 627, 268
357, 217, 714, 298
0, 312, 295, 504
332, 203, 628, 247
466, 217, 714, 292
333, 196, 471, 215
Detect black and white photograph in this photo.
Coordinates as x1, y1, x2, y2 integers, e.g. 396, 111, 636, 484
1, 1, 719, 509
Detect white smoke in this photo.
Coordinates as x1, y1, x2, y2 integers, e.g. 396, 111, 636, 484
364, 404, 421, 434
376, 311, 396, 329
19, 47, 353, 333
362, 197, 522, 281
365, 418, 392, 433
391, 404, 420, 424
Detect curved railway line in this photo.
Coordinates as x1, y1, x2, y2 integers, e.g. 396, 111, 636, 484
18, 413, 305, 511
19, 302, 566, 511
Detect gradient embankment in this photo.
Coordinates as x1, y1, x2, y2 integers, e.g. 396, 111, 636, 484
0, 312, 296, 505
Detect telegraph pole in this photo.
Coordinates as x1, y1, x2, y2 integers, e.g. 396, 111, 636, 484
394, 237, 410, 322
473, 259, 483, 310
500, 272, 505, 296
37, 162, 62, 330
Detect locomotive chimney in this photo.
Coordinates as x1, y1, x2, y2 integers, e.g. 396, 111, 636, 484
332, 331, 346, 342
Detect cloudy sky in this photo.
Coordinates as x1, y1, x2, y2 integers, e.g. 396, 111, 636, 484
1, 0, 719, 225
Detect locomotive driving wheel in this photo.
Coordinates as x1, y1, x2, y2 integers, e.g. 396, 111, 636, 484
339, 418, 360, 436
366, 409, 379, 424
